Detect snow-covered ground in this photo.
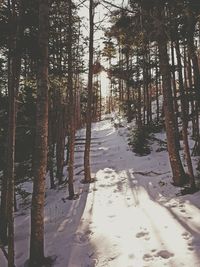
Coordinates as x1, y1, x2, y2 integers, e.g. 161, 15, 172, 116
1, 119, 200, 267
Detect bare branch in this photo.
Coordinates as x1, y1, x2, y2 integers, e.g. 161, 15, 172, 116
101, 0, 134, 14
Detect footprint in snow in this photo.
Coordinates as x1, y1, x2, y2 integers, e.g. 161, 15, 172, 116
187, 241, 194, 251
182, 232, 191, 240
143, 253, 153, 261
170, 203, 177, 208
136, 231, 149, 240
180, 209, 186, 213
108, 254, 120, 261
155, 250, 174, 259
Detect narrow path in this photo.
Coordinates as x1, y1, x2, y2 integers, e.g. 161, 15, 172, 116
68, 120, 200, 267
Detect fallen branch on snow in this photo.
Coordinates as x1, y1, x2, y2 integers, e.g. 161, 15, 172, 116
0, 241, 17, 267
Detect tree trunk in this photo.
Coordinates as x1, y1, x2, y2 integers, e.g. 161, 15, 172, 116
155, 49, 160, 123
29, 0, 49, 265
175, 38, 195, 189
126, 50, 131, 123
48, 91, 55, 189
67, 0, 75, 198
170, 41, 180, 150
84, 0, 94, 183
156, 6, 187, 186
187, 52, 196, 137
56, 93, 65, 185
5, 0, 23, 265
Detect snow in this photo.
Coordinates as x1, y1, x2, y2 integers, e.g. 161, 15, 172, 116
1, 119, 200, 267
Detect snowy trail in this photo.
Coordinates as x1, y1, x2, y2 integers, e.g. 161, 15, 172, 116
68, 120, 200, 267
1, 119, 200, 267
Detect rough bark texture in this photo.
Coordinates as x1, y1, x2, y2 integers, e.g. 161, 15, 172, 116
84, 0, 94, 183
156, 6, 186, 186
29, 0, 49, 266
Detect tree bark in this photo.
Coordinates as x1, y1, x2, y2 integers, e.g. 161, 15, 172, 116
156, 6, 187, 186
56, 91, 65, 185
29, 0, 49, 265
4, 0, 23, 265
170, 40, 180, 150
84, 0, 94, 183
48, 90, 55, 189
67, 0, 75, 198
175, 38, 195, 188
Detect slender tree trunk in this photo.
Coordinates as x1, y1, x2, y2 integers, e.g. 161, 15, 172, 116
126, 50, 131, 122
56, 93, 65, 185
0, 68, 9, 246
136, 52, 142, 128
170, 41, 181, 150
183, 44, 189, 119
0, 0, 22, 248
99, 78, 102, 121
155, 49, 160, 123
187, 52, 196, 137
156, 6, 187, 186
29, 0, 49, 265
175, 38, 195, 189
67, 0, 75, 198
5, 1, 23, 265
48, 91, 55, 189
84, 0, 94, 183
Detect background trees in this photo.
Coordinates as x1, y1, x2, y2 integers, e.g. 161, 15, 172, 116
103, 0, 200, 189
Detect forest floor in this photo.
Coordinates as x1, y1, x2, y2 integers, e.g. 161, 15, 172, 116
1, 118, 200, 267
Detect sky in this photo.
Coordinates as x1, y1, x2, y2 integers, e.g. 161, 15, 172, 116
78, 0, 129, 96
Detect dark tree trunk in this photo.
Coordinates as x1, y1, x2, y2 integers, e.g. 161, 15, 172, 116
29, 0, 49, 266
48, 90, 55, 189
67, 0, 75, 198
5, 0, 23, 265
136, 51, 142, 128
155, 49, 160, 123
56, 92, 65, 185
170, 41, 180, 150
175, 38, 195, 188
156, 6, 187, 186
187, 52, 196, 137
126, 50, 131, 123
84, 0, 94, 183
